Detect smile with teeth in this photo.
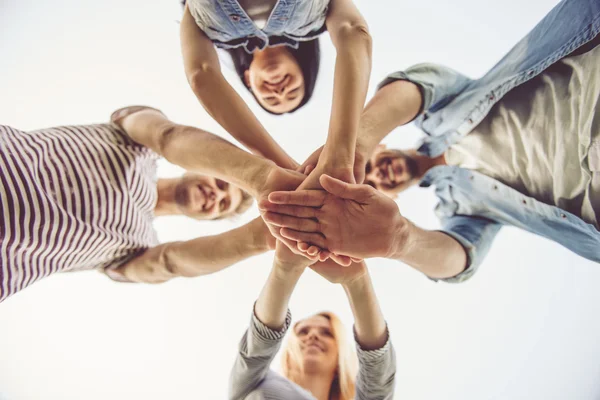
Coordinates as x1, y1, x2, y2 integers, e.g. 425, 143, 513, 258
387, 163, 396, 182
268, 74, 287, 85
197, 184, 214, 211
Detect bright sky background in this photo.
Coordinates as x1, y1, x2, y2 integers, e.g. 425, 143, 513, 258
1, 0, 600, 399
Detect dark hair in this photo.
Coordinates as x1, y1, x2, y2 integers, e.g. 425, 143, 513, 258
226, 40, 321, 114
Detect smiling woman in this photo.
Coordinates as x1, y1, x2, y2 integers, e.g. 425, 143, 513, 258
229, 257, 396, 400
180, 0, 372, 170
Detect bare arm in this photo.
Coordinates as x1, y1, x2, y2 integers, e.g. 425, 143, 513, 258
322, 0, 372, 163
119, 108, 305, 200
228, 259, 306, 400
343, 272, 387, 350
180, 5, 298, 170
107, 217, 272, 283
356, 79, 423, 159
389, 219, 468, 279
263, 175, 468, 279
343, 271, 396, 400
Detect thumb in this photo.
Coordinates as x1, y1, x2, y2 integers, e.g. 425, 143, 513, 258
319, 174, 374, 202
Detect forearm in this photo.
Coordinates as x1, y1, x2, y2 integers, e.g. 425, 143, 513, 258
160, 122, 273, 198
188, 70, 298, 170
390, 218, 468, 279
343, 272, 388, 350
322, 26, 372, 164
120, 218, 270, 283
254, 261, 305, 330
356, 80, 423, 158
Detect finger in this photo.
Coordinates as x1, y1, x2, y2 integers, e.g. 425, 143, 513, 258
304, 164, 315, 175
278, 235, 319, 261
280, 228, 326, 248
263, 212, 321, 233
297, 241, 311, 252
307, 245, 320, 256
268, 190, 327, 206
350, 257, 364, 263
318, 250, 331, 262
330, 253, 352, 267
259, 201, 320, 218
263, 221, 318, 261
319, 174, 374, 202
263, 212, 321, 232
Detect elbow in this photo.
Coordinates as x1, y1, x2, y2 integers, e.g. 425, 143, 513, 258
187, 63, 220, 94
333, 22, 372, 54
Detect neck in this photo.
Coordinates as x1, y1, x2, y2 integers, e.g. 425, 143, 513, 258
297, 370, 336, 400
410, 150, 447, 180
154, 178, 182, 217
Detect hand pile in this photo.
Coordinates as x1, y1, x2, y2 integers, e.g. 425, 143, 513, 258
257, 146, 405, 282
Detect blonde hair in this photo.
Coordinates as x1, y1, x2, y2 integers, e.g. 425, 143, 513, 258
280, 312, 358, 400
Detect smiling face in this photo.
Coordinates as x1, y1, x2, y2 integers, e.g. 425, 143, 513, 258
244, 46, 305, 114
364, 145, 420, 197
173, 174, 244, 220
294, 315, 339, 374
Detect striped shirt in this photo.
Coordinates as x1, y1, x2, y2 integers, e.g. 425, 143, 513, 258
0, 123, 159, 303
229, 310, 397, 400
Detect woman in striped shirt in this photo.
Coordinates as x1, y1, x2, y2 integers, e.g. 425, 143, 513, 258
0, 106, 309, 302
229, 256, 396, 399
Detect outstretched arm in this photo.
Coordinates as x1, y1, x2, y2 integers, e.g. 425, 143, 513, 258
263, 175, 468, 279
310, 262, 396, 399
117, 107, 305, 200
299, 0, 372, 188
229, 252, 309, 399
355, 79, 423, 161
343, 271, 396, 400
180, 5, 298, 170
105, 217, 274, 283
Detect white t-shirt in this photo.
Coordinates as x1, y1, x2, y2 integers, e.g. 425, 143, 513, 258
445, 42, 600, 228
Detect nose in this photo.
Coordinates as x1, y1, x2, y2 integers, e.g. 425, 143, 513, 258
307, 329, 320, 340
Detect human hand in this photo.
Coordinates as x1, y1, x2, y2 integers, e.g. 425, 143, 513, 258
310, 259, 367, 285
258, 163, 307, 202
261, 174, 407, 261
299, 146, 368, 185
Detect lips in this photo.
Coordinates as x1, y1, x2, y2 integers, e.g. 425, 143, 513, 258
304, 341, 325, 352
194, 184, 214, 211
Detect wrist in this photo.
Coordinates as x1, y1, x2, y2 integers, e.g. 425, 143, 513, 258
248, 217, 271, 252
322, 142, 355, 168
387, 215, 414, 260
273, 260, 307, 278
251, 159, 277, 199
342, 272, 369, 294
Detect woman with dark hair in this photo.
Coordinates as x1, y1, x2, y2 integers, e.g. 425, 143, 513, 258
180, 0, 372, 170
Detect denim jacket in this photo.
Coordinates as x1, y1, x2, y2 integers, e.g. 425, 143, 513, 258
187, 0, 329, 53
378, 0, 600, 282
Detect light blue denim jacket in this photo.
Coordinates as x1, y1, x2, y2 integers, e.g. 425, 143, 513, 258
378, 0, 600, 282
187, 0, 329, 53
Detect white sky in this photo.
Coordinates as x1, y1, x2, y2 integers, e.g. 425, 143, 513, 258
1, 0, 600, 399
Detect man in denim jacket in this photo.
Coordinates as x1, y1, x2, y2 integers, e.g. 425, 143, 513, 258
261, 0, 600, 282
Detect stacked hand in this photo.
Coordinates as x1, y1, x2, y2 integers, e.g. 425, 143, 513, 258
259, 148, 405, 269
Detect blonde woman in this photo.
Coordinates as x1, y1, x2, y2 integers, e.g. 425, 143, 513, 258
229, 258, 396, 399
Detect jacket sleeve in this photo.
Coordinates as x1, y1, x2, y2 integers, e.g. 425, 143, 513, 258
433, 214, 503, 283
354, 328, 396, 400
377, 63, 473, 129
228, 308, 292, 400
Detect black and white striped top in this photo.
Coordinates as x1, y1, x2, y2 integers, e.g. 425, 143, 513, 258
0, 123, 159, 303
229, 310, 397, 400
